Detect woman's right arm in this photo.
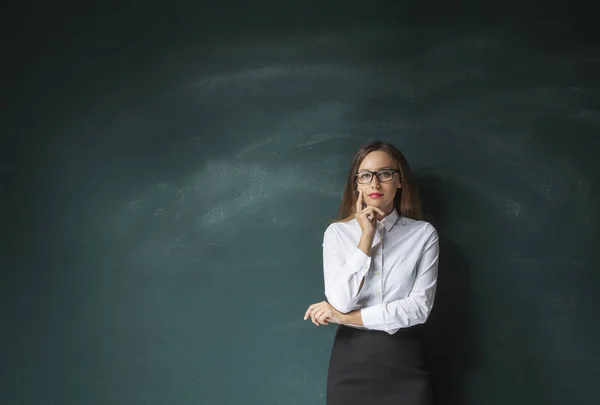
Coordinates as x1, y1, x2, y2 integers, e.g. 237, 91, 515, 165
322, 225, 376, 313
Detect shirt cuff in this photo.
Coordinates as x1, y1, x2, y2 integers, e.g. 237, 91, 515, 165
360, 303, 385, 329
346, 246, 372, 274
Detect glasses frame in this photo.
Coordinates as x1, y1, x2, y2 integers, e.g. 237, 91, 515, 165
355, 169, 400, 184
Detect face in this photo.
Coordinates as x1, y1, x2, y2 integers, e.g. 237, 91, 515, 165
356, 150, 402, 215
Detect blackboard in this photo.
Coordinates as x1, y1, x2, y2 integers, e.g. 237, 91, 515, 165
3, 1, 599, 404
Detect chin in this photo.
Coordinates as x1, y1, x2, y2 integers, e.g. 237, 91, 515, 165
377, 200, 393, 208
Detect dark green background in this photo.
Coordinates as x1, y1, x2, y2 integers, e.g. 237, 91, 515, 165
3, 1, 599, 404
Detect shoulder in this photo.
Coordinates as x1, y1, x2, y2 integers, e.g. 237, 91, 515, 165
324, 219, 357, 237
323, 219, 360, 245
401, 217, 439, 241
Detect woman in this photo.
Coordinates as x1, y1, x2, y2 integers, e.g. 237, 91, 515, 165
304, 141, 439, 404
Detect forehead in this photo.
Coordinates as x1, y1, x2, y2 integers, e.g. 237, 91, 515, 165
358, 151, 396, 170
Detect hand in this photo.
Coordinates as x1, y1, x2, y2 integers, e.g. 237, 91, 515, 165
304, 301, 344, 326
355, 190, 385, 235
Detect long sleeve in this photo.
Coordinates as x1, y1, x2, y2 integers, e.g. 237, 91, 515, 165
360, 227, 439, 334
322, 225, 372, 313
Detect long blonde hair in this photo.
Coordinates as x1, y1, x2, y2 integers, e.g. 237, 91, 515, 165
331, 141, 423, 223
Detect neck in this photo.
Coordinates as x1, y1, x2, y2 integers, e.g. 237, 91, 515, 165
381, 204, 395, 218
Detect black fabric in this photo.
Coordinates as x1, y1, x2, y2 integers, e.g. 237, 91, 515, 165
326, 324, 434, 405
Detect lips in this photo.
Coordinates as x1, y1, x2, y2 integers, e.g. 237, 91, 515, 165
368, 193, 383, 197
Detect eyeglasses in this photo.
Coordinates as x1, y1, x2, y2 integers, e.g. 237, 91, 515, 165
355, 169, 400, 184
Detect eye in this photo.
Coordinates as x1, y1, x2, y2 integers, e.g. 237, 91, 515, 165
379, 170, 393, 179
358, 172, 371, 180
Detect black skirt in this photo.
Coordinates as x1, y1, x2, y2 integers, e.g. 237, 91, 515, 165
326, 324, 434, 405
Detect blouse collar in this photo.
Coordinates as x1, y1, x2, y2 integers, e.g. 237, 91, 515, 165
380, 207, 400, 232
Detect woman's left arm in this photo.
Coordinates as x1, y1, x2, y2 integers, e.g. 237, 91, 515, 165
343, 226, 439, 333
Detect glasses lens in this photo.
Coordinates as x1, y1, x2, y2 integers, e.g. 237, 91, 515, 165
378, 170, 394, 182
357, 172, 372, 184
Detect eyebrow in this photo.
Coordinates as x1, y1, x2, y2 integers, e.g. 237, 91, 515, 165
358, 166, 395, 172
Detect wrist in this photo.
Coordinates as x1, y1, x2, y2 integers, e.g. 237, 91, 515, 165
343, 309, 363, 326
339, 312, 349, 324
340, 310, 354, 325
361, 231, 375, 240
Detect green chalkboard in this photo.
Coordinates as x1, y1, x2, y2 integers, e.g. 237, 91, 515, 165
3, 2, 599, 405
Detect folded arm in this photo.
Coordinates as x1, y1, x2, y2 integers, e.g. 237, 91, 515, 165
359, 227, 439, 334
322, 225, 373, 313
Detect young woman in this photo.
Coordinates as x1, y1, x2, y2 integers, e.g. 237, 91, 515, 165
304, 141, 439, 405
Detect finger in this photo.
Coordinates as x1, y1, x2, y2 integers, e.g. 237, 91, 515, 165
304, 303, 321, 319
304, 305, 315, 320
364, 208, 376, 222
310, 313, 319, 326
365, 206, 385, 221
314, 309, 324, 322
355, 190, 363, 214
317, 315, 329, 325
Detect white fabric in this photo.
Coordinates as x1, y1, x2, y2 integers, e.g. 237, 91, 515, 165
322, 208, 439, 334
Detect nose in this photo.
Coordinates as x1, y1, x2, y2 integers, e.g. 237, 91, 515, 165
371, 176, 381, 188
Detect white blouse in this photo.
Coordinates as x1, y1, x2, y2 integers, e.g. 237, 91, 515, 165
322, 208, 439, 335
